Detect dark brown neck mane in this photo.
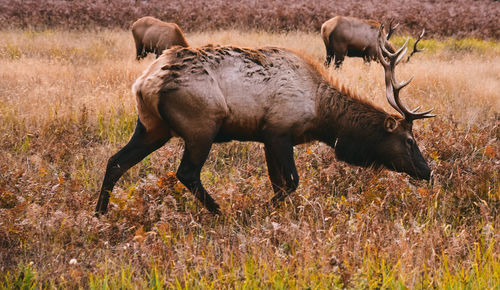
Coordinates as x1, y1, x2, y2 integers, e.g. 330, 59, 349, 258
315, 80, 390, 167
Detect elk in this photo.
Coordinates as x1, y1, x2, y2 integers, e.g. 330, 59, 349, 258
321, 16, 423, 68
131, 16, 189, 60
95, 26, 435, 215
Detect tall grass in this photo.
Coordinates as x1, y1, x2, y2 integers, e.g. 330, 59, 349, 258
2, 0, 499, 39
0, 29, 499, 288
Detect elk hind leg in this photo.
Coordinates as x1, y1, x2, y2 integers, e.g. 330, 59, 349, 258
95, 118, 170, 215
264, 135, 299, 207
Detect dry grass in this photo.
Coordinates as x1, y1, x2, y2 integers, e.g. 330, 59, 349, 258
0, 29, 499, 288
2, 0, 500, 39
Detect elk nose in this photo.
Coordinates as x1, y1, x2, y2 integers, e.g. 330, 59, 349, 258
418, 165, 431, 180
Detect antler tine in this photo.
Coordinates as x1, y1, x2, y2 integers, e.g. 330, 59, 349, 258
413, 28, 425, 53
392, 75, 413, 90
376, 25, 391, 68
418, 28, 425, 41
410, 107, 435, 117
410, 105, 421, 112
377, 26, 405, 117
380, 37, 409, 62
386, 19, 400, 40
406, 28, 425, 62
377, 26, 435, 122
395, 45, 408, 65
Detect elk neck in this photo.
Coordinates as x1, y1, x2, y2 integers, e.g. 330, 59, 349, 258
314, 80, 389, 153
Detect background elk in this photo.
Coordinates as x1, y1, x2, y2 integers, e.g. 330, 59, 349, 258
96, 27, 435, 215
321, 16, 424, 68
132, 16, 189, 60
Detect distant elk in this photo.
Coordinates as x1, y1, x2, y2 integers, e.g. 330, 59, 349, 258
321, 16, 424, 68
132, 16, 189, 60
95, 26, 435, 215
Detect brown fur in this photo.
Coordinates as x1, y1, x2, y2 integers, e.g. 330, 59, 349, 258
131, 16, 189, 60
321, 16, 395, 68
96, 44, 432, 215
287, 47, 388, 115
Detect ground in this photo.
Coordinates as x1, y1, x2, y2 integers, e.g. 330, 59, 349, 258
0, 29, 499, 288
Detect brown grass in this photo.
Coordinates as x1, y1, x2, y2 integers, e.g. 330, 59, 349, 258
0, 29, 499, 288
2, 0, 500, 39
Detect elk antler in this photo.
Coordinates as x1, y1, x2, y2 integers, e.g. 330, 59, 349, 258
386, 19, 400, 40
406, 29, 425, 62
376, 25, 435, 122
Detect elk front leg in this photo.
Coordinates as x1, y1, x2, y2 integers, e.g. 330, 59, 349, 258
333, 53, 345, 69
325, 46, 334, 67
176, 137, 220, 214
96, 119, 170, 215
333, 43, 347, 69
136, 43, 145, 60
264, 135, 299, 207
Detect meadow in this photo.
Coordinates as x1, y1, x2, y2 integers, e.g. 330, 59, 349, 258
2, 0, 499, 39
0, 29, 499, 288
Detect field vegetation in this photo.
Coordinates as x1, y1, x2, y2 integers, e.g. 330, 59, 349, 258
1, 0, 500, 39
0, 27, 499, 288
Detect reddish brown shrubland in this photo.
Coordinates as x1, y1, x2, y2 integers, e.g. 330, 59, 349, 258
0, 30, 498, 287
1, 0, 500, 39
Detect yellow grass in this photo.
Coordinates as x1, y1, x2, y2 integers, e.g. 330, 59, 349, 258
1, 30, 498, 127
0, 29, 499, 288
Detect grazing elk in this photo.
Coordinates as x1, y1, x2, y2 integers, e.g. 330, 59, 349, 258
132, 16, 189, 60
321, 16, 424, 68
95, 26, 435, 215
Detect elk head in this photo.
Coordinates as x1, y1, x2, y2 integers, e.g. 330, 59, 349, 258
374, 25, 435, 180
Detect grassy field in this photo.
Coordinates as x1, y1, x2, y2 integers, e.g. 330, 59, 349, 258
3, 0, 499, 39
0, 29, 499, 288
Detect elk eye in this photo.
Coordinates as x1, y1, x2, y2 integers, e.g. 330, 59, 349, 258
406, 138, 414, 146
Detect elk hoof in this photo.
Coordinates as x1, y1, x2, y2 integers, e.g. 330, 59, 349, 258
206, 203, 221, 215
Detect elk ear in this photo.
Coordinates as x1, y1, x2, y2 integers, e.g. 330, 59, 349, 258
384, 117, 398, 132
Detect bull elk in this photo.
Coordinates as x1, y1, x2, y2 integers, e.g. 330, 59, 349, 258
95, 26, 435, 215
321, 16, 424, 68
132, 16, 189, 60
